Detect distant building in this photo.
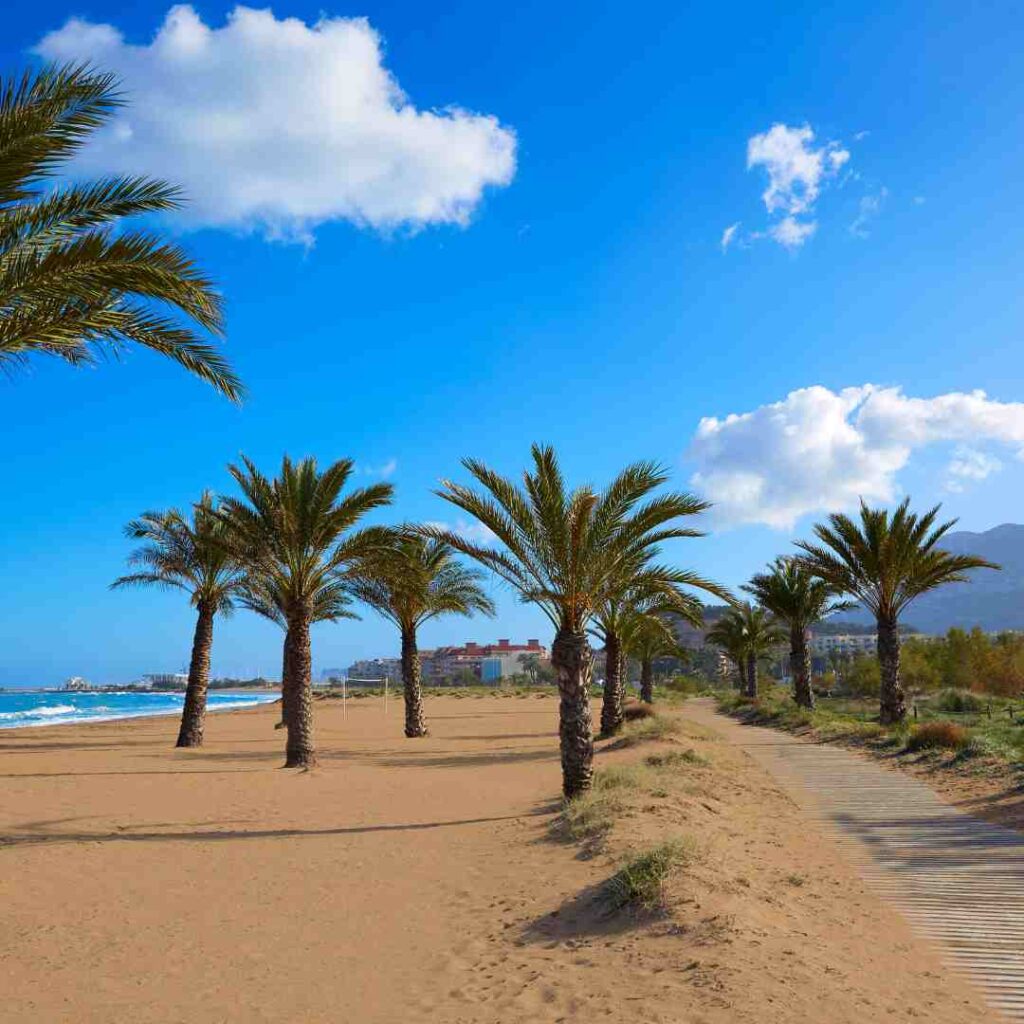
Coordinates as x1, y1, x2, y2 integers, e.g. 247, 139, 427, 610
141, 673, 187, 690
424, 639, 548, 684
344, 658, 401, 683
62, 676, 90, 691
809, 633, 879, 656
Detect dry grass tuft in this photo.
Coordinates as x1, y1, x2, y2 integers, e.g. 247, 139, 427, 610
905, 720, 970, 752
622, 702, 657, 722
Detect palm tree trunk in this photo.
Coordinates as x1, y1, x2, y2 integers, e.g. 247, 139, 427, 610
745, 652, 758, 698
284, 610, 317, 768
639, 657, 654, 704
877, 615, 906, 724
176, 600, 214, 748
600, 632, 625, 735
735, 657, 747, 692
791, 626, 814, 709
552, 626, 594, 799
401, 625, 428, 738
276, 627, 293, 731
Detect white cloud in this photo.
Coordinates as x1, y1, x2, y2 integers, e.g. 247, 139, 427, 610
424, 519, 498, 546
740, 123, 850, 249
850, 187, 888, 238
770, 216, 816, 248
356, 458, 397, 479
687, 385, 1024, 529
945, 446, 1002, 492
720, 222, 740, 251
35, 6, 517, 243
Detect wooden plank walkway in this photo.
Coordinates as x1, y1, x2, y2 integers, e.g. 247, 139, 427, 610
685, 700, 1024, 1021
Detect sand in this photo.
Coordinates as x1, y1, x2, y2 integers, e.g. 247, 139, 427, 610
0, 694, 994, 1023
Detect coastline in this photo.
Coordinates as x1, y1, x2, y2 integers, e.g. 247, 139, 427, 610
0, 689, 280, 730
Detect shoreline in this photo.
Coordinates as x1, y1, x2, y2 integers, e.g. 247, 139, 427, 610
0, 691, 280, 731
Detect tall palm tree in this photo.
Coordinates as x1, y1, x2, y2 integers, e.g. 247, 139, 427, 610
706, 603, 784, 698
218, 456, 392, 767
591, 570, 710, 731
237, 575, 358, 730
621, 603, 688, 704
111, 493, 242, 747
426, 444, 724, 798
1, 63, 240, 400
796, 499, 998, 724
347, 533, 495, 737
744, 558, 853, 709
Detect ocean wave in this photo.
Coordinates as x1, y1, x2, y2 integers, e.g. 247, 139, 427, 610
0, 704, 78, 721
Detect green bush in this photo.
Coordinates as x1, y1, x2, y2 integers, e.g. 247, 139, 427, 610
933, 689, 984, 713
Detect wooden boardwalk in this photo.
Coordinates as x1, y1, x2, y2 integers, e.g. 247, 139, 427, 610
685, 701, 1024, 1021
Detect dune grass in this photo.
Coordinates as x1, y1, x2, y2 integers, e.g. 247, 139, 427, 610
600, 839, 696, 912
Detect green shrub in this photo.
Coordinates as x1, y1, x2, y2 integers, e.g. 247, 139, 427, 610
557, 790, 626, 841
600, 839, 695, 912
905, 720, 970, 752
933, 689, 984, 713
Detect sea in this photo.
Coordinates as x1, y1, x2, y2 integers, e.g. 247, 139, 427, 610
0, 689, 279, 729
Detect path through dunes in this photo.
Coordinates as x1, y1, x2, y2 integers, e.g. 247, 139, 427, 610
0, 695, 997, 1022
684, 698, 1024, 1022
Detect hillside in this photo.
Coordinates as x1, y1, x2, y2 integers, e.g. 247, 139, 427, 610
836, 523, 1024, 634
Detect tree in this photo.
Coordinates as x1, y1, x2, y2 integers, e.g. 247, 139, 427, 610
517, 652, 542, 684
703, 612, 748, 691
706, 603, 784, 698
426, 444, 722, 798
347, 533, 494, 737
796, 499, 999, 724
218, 455, 392, 767
1, 64, 240, 400
592, 570, 711, 730
743, 558, 853, 709
237, 574, 357, 730
111, 493, 242, 747
621, 603, 688, 704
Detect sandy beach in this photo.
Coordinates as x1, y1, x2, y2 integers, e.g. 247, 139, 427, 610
0, 695, 993, 1023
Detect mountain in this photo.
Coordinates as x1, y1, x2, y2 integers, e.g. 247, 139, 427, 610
835, 523, 1024, 634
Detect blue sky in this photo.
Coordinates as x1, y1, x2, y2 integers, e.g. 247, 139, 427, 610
3, 2, 1024, 685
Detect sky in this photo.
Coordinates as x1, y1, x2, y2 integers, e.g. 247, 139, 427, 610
3, 1, 1024, 686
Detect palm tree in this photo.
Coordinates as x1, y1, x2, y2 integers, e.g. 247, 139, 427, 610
218, 456, 392, 767
621, 603, 688, 704
1, 63, 240, 400
796, 499, 998, 724
111, 493, 242, 747
347, 533, 495, 737
592, 570, 710, 731
706, 603, 784, 698
744, 558, 853, 709
426, 444, 724, 798
704, 611, 749, 691
237, 575, 358, 730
